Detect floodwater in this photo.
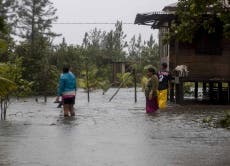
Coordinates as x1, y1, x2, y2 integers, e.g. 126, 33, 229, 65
0, 88, 230, 166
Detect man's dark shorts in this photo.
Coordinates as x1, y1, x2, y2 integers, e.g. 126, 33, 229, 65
63, 97, 75, 104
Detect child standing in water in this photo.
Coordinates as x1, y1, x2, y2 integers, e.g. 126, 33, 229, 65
145, 66, 159, 113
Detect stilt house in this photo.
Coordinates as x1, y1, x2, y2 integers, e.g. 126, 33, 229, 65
135, 2, 230, 104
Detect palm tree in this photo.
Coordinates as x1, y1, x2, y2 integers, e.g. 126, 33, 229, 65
0, 76, 16, 97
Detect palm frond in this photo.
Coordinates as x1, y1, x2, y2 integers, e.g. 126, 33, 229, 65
0, 76, 17, 97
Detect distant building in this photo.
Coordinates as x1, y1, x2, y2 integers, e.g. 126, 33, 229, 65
111, 61, 131, 85
135, 2, 230, 104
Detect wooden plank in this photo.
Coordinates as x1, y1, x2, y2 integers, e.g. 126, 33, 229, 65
228, 82, 230, 104
209, 82, 214, 103
203, 82, 207, 98
175, 80, 183, 104
218, 82, 222, 103
170, 82, 175, 102
195, 82, 198, 99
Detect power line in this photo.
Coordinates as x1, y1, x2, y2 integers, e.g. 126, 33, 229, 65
53, 22, 135, 25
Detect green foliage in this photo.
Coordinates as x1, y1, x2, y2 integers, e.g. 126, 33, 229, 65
0, 14, 17, 97
202, 111, 230, 129
15, 0, 59, 96
0, 15, 7, 54
141, 76, 148, 91
0, 58, 33, 97
1, 0, 160, 98
219, 111, 230, 128
140, 35, 160, 70
0, 63, 17, 98
51, 38, 83, 76
0, 39, 7, 54
0, 76, 16, 97
79, 66, 97, 89
202, 116, 213, 123
17, 0, 58, 39
128, 34, 142, 63
79, 65, 111, 90
15, 79, 33, 97
101, 21, 127, 62
184, 82, 193, 94
167, 0, 230, 42
0, 0, 18, 61
116, 72, 133, 87
0, 17, 5, 31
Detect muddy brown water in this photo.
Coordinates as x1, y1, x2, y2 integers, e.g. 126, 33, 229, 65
0, 88, 230, 166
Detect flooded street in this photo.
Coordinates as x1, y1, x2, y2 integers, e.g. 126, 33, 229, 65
0, 88, 230, 166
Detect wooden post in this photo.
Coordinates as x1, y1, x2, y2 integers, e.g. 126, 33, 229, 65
195, 82, 198, 99
109, 73, 133, 102
218, 82, 222, 104
3, 100, 7, 120
203, 82, 207, 98
176, 79, 183, 104
227, 82, 230, 104
209, 82, 214, 103
112, 62, 115, 84
44, 96, 47, 103
170, 82, 175, 102
1, 100, 2, 120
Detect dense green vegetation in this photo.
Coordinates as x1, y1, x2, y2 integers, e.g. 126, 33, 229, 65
1, 0, 229, 97
0, 0, 160, 101
167, 0, 230, 42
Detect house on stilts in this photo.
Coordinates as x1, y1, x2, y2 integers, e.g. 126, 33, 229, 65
134, 1, 230, 104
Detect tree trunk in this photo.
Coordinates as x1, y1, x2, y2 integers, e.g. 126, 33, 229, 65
134, 69, 137, 103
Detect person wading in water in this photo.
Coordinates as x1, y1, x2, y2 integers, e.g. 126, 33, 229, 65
145, 66, 159, 113
157, 63, 171, 109
56, 65, 77, 117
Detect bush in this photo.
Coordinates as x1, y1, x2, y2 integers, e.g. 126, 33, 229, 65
219, 111, 230, 128
116, 72, 134, 87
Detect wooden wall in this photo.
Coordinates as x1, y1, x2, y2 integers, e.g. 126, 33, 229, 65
169, 39, 230, 81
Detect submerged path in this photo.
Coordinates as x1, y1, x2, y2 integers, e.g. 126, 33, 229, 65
0, 88, 230, 166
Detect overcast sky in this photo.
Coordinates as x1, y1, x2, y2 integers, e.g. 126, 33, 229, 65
51, 0, 177, 45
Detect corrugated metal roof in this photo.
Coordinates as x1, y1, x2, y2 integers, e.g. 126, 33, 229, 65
134, 11, 175, 29
162, 2, 177, 12
164, 2, 178, 8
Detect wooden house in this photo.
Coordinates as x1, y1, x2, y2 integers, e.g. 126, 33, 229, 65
135, 2, 230, 104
